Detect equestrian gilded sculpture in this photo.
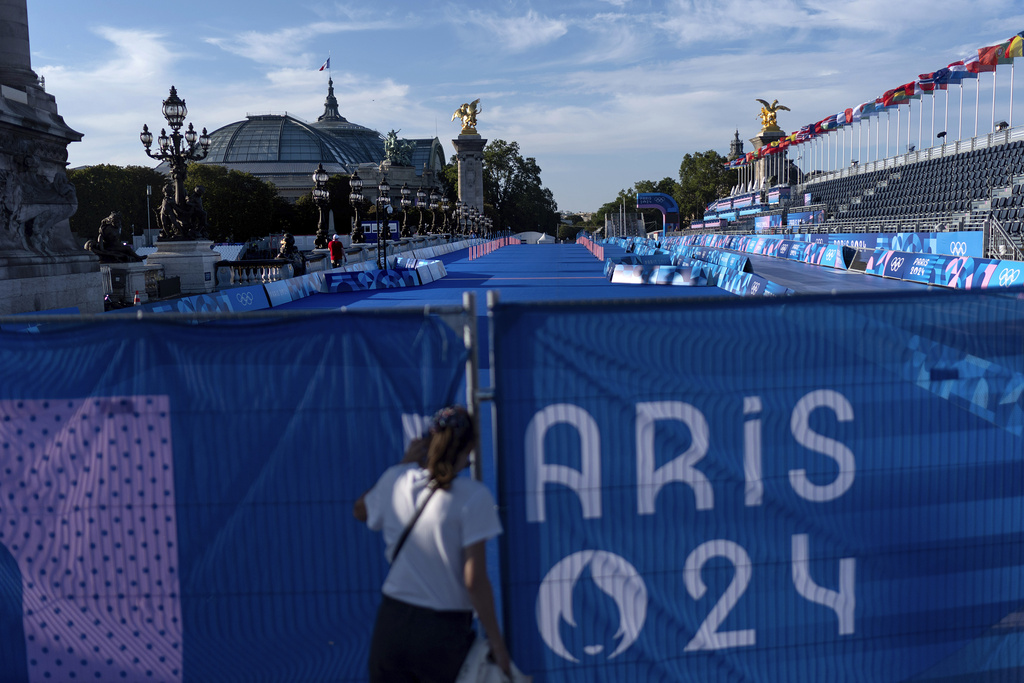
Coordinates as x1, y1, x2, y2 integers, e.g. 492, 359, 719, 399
452, 99, 482, 135
756, 98, 790, 133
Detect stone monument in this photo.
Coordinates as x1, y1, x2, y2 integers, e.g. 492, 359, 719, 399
0, 0, 103, 314
138, 88, 220, 295
451, 99, 486, 213
750, 98, 791, 188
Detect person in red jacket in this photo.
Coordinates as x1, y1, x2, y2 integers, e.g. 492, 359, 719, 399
328, 234, 346, 268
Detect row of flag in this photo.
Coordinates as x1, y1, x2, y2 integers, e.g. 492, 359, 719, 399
725, 32, 1024, 168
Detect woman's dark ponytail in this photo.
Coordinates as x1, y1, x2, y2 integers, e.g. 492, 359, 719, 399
425, 406, 475, 489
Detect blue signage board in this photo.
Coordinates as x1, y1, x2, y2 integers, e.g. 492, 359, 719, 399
492, 292, 1024, 682
0, 313, 467, 682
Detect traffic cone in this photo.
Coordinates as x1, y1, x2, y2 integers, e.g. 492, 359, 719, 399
133, 290, 141, 306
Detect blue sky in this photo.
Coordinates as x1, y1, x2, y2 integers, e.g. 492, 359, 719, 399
26, 0, 1024, 212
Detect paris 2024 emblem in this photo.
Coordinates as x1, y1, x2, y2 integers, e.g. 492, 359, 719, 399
536, 550, 647, 662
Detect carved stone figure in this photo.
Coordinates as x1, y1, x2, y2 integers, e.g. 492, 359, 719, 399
156, 180, 208, 240
383, 130, 414, 167
451, 99, 482, 135
186, 185, 208, 238
756, 98, 790, 132
275, 232, 306, 276
85, 211, 143, 263
0, 165, 79, 255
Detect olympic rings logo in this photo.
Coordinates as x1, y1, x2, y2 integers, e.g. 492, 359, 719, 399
949, 242, 968, 257
998, 269, 1021, 287
890, 257, 905, 271
236, 292, 254, 306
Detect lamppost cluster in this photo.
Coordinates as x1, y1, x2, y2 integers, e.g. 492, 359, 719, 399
349, 172, 366, 244
312, 163, 331, 248
140, 86, 211, 240
375, 173, 391, 270
455, 202, 491, 237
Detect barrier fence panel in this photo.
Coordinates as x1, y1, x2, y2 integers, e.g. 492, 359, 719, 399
490, 290, 1024, 683
0, 308, 471, 682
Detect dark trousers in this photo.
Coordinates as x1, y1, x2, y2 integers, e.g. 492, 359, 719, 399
368, 594, 475, 683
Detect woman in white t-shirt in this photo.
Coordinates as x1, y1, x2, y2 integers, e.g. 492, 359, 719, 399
354, 405, 511, 682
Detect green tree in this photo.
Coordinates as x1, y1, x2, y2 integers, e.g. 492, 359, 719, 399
482, 139, 559, 235
677, 151, 736, 221
67, 165, 166, 243
183, 163, 281, 243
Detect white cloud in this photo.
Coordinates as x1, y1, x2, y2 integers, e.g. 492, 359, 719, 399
460, 9, 569, 52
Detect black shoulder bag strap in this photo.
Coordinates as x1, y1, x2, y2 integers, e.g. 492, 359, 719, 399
390, 480, 439, 564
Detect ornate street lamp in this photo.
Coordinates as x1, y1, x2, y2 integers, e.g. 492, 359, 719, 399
416, 186, 428, 234
376, 173, 392, 269
456, 202, 467, 237
399, 184, 412, 238
312, 163, 331, 248
428, 187, 440, 233
349, 171, 366, 243
440, 195, 450, 235
140, 86, 210, 240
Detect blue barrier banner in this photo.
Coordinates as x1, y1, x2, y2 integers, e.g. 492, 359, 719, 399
324, 268, 420, 292
492, 292, 1024, 682
0, 313, 467, 682
881, 250, 914, 279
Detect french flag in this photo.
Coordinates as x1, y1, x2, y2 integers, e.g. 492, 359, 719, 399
319, 57, 330, 72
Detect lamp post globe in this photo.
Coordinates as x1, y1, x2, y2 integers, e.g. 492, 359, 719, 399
348, 171, 365, 243
376, 173, 392, 270
400, 184, 412, 237
140, 86, 210, 240
428, 188, 440, 233
312, 163, 331, 248
415, 187, 428, 234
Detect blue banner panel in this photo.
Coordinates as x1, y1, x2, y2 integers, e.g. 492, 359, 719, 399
324, 268, 421, 292
491, 291, 1024, 683
0, 313, 467, 682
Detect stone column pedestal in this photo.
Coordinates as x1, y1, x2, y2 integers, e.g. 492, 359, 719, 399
452, 135, 487, 212
0, 253, 104, 314
144, 241, 222, 295
101, 262, 163, 304
749, 130, 788, 188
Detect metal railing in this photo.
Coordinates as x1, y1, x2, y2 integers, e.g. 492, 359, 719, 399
987, 218, 1024, 261
801, 127, 1024, 187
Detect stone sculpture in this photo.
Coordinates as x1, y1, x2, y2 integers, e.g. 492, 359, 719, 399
84, 211, 143, 263
451, 99, 482, 135
756, 98, 790, 133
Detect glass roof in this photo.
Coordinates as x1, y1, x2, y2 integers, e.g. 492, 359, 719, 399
202, 115, 384, 166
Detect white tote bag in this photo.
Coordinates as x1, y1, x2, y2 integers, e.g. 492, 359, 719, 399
455, 635, 532, 683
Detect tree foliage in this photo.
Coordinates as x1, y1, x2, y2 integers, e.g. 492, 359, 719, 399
68, 164, 363, 245
67, 165, 166, 243
183, 164, 283, 243
677, 150, 736, 221
483, 139, 559, 235
591, 177, 680, 232
442, 139, 559, 235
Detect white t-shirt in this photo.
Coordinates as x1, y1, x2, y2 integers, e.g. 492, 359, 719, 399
364, 463, 503, 612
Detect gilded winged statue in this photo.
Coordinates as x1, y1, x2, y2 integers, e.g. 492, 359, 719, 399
756, 98, 790, 132
452, 99, 482, 135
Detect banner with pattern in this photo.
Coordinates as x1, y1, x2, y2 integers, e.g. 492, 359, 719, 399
491, 291, 1024, 682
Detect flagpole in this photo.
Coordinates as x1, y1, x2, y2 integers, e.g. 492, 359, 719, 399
992, 70, 997, 133
886, 110, 891, 159
930, 92, 935, 146
919, 97, 924, 151
944, 87, 949, 143
1012, 62, 1016, 128
958, 82, 964, 141
975, 76, 980, 138
896, 107, 901, 156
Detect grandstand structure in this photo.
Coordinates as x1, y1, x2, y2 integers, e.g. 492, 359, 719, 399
694, 130, 1024, 262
